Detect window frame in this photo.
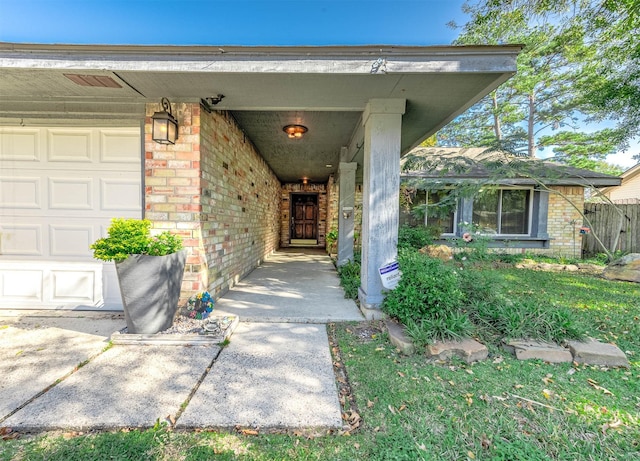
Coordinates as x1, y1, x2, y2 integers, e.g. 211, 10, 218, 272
423, 190, 458, 236
472, 187, 533, 236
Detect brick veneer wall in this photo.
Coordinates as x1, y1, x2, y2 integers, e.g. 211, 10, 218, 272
545, 185, 585, 257
145, 103, 281, 302
280, 183, 328, 248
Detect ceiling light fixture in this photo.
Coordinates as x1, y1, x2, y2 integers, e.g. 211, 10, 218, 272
151, 98, 179, 145
283, 124, 308, 139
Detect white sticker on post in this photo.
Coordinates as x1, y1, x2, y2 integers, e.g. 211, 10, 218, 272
379, 260, 402, 290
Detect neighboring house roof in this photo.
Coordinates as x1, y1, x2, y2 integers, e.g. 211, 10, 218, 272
400, 147, 622, 187
600, 163, 640, 202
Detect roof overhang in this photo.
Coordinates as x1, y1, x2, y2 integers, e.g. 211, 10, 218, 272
0, 42, 522, 183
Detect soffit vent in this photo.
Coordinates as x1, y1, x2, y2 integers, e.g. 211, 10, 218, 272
64, 73, 122, 88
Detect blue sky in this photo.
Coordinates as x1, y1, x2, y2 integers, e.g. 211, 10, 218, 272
0, 0, 467, 46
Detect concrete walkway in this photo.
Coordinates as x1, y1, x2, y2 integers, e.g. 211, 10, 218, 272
215, 249, 363, 323
0, 250, 363, 432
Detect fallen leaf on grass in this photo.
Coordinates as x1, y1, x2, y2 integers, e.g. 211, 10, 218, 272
602, 419, 623, 433
388, 405, 396, 414
468, 450, 476, 459
542, 389, 553, 400
0, 427, 19, 440
587, 378, 614, 396
542, 374, 554, 384
367, 400, 375, 408
397, 371, 406, 378
343, 410, 361, 429
237, 427, 259, 436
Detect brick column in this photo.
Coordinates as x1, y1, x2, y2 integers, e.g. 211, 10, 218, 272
144, 102, 207, 302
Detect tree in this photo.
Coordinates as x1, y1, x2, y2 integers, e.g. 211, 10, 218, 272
439, 0, 635, 171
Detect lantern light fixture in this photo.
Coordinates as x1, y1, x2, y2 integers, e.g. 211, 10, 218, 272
152, 98, 179, 145
283, 124, 308, 139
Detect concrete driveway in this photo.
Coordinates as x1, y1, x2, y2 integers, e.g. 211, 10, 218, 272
0, 250, 363, 432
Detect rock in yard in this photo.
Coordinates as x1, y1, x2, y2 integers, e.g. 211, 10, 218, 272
419, 244, 453, 262
503, 339, 573, 363
567, 339, 630, 368
426, 338, 488, 364
603, 253, 640, 283
384, 318, 415, 355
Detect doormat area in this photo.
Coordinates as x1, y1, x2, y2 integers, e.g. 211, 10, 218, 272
111, 315, 239, 345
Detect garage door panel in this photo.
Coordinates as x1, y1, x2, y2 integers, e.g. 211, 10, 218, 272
0, 129, 40, 161
101, 131, 140, 163
0, 176, 41, 209
49, 224, 94, 257
0, 224, 43, 256
47, 129, 93, 162
0, 268, 44, 302
49, 177, 93, 210
50, 269, 99, 303
101, 178, 141, 211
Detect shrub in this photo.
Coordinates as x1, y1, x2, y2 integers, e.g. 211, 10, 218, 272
397, 225, 439, 250
382, 247, 585, 346
382, 250, 466, 326
337, 259, 361, 300
91, 218, 183, 262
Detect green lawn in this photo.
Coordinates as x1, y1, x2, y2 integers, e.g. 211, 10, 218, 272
1, 269, 639, 460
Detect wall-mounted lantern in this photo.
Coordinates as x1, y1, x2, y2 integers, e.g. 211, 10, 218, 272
152, 98, 179, 145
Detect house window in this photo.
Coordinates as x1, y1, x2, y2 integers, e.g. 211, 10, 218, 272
426, 191, 456, 234
472, 188, 531, 235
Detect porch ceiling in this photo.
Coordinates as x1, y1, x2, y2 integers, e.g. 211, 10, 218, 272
0, 43, 521, 183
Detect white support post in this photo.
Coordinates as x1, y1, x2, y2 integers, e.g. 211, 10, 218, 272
337, 162, 357, 266
358, 99, 405, 319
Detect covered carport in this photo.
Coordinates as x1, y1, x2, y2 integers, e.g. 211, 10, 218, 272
0, 43, 520, 316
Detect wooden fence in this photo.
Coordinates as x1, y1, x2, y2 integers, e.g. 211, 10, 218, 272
582, 203, 640, 256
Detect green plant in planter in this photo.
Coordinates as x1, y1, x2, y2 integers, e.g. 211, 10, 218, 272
90, 218, 183, 262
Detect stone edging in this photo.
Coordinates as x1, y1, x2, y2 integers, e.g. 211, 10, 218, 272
385, 319, 629, 368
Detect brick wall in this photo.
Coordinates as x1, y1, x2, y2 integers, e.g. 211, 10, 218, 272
545, 185, 585, 257
145, 103, 281, 302
280, 183, 328, 248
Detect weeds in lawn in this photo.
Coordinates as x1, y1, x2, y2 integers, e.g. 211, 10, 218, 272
337, 259, 361, 300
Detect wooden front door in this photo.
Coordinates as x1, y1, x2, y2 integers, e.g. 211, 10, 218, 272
292, 194, 318, 240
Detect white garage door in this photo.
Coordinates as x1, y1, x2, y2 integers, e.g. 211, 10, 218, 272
0, 126, 142, 309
